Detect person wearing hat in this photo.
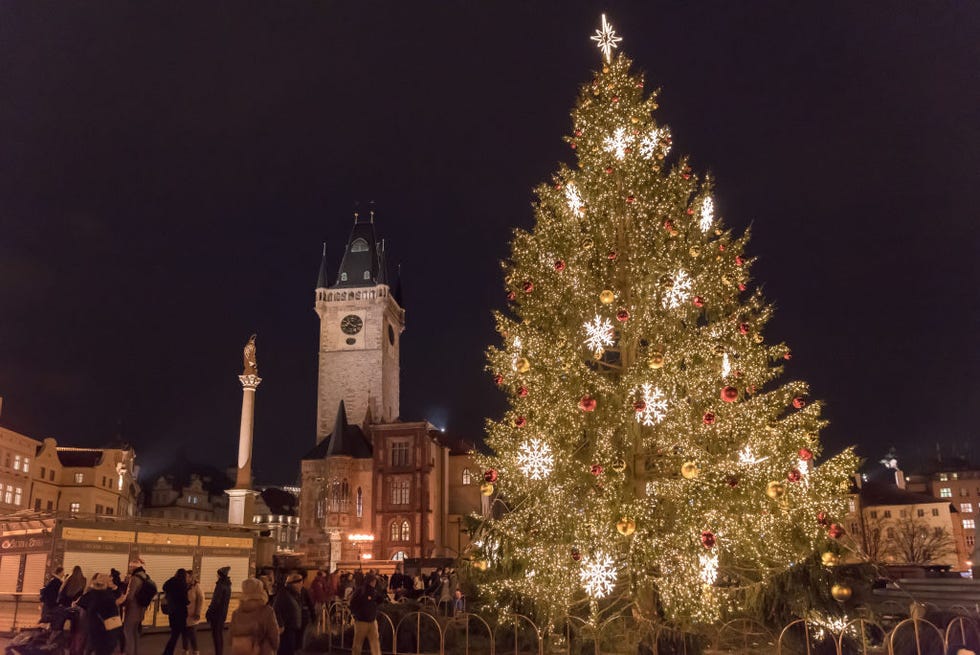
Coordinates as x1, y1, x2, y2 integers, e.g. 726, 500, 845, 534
348, 573, 383, 655
205, 567, 232, 655
273, 573, 303, 655
229, 578, 279, 655
77, 573, 122, 655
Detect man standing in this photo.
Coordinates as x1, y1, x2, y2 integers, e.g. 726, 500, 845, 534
121, 563, 151, 655
161, 569, 189, 655
273, 573, 302, 655
205, 566, 231, 655
40, 566, 64, 622
348, 573, 383, 655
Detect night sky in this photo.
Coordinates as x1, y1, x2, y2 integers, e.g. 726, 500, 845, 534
1, 3, 977, 485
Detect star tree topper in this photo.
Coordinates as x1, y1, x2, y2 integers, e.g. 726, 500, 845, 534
591, 14, 622, 63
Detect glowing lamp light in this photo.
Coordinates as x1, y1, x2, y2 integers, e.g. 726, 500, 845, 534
348, 533, 375, 542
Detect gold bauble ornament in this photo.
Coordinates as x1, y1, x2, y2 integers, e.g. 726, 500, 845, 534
753, 334, 764, 344
472, 559, 489, 572
766, 481, 786, 499
611, 458, 627, 473
514, 357, 530, 373
660, 275, 674, 290
648, 351, 665, 369
581, 237, 594, 250
713, 344, 726, 356
821, 551, 840, 567
830, 583, 852, 602
681, 462, 700, 479
689, 246, 701, 257
721, 274, 732, 286
599, 290, 616, 305
480, 482, 494, 497
616, 517, 636, 536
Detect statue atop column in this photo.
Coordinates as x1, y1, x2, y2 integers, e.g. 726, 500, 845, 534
242, 334, 258, 376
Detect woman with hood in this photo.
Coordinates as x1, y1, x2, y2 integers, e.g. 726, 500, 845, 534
205, 566, 232, 655
59, 566, 87, 606
229, 578, 279, 655
77, 573, 121, 655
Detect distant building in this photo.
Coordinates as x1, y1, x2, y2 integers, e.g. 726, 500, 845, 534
905, 454, 978, 572
0, 425, 39, 513
141, 461, 233, 522
253, 486, 300, 553
299, 215, 484, 571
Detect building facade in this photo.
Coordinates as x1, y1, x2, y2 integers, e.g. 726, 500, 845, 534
906, 463, 978, 571
30, 438, 140, 517
0, 425, 39, 513
300, 215, 482, 571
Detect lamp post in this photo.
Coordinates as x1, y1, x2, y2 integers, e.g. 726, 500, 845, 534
348, 533, 374, 571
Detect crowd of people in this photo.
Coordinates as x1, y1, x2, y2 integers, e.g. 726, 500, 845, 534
36, 562, 464, 655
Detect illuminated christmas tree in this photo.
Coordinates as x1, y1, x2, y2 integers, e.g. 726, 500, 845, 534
475, 15, 858, 634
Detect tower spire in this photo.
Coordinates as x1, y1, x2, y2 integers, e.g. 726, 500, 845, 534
316, 242, 329, 289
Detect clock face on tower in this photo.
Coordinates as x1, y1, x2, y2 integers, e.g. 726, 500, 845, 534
340, 314, 364, 335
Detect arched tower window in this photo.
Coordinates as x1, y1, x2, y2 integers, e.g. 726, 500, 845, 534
356, 487, 363, 518
390, 520, 400, 541
462, 468, 472, 485
350, 238, 369, 253
401, 520, 410, 542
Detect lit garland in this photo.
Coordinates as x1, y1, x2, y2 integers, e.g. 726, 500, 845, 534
476, 14, 858, 633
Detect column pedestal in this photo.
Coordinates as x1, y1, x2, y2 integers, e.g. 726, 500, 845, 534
226, 488, 259, 526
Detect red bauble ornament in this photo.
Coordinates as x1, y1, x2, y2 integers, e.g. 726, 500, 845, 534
616, 309, 630, 322
735, 255, 744, 266
686, 208, 694, 215
507, 291, 516, 301
484, 469, 498, 483
570, 141, 577, 149
793, 396, 807, 409
683, 173, 691, 180
701, 531, 716, 548
787, 469, 802, 483
726, 475, 739, 487
816, 511, 829, 526
523, 281, 534, 293
513, 416, 526, 428
612, 96, 620, 103
554, 183, 562, 190
590, 464, 604, 476
663, 219, 674, 231
718, 244, 725, 252
798, 448, 814, 461
493, 374, 504, 386
746, 384, 757, 395
702, 412, 716, 425
604, 167, 613, 175
575, 129, 582, 137
518, 386, 529, 398
784, 351, 792, 360
626, 195, 636, 204
693, 296, 705, 307
607, 250, 618, 260
554, 259, 566, 272
579, 395, 597, 412
571, 548, 582, 561
828, 523, 844, 539
634, 401, 646, 412
721, 386, 739, 402
739, 323, 750, 335
738, 283, 747, 292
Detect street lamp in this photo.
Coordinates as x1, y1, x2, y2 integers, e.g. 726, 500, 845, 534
348, 533, 374, 570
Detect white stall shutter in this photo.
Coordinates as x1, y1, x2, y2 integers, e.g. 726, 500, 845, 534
0, 555, 21, 592
21, 554, 47, 595
139, 554, 193, 585
62, 551, 130, 581
199, 556, 249, 598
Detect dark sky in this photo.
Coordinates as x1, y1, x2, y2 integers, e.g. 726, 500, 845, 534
1, 2, 977, 484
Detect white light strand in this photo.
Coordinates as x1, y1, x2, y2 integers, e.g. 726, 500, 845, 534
636, 383, 668, 426
603, 127, 633, 160
517, 438, 554, 480
738, 446, 769, 466
580, 551, 617, 598
590, 14, 622, 63
662, 270, 693, 309
564, 183, 585, 217
583, 315, 615, 353
700, 197, 715, 233
511, 336, 523, 372
699, 551, 719, 585
721, 353, 731, 378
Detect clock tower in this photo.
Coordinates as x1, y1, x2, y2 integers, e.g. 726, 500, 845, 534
314, 214, 404, 442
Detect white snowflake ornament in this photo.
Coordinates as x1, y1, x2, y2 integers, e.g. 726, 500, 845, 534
517, 438, 554, 480
639, 127, 670, 160
583, 315, 615, 353
580, 551, 617, 598
603, 127, 633, 160
700, 197, 715, 233
635, 383, 668, 426
564, 183, 585, 217
662, 270, 693, 309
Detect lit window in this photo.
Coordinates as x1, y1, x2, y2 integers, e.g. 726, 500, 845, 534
392, 551, 406, 561
462, 468, 472, 485
341, 272, 348, 282
13, 488, 22, 506
848, 498, 856, 513
390, 480, 409, 505
390, 521, 400, 541
3, 485, 12, 504
940, 488, 952, 498
13, 455, 21, 471
932, 508, 940, 517
356, 487, 363, 518
960, 487, 969, 497
23, 458, 29, 473
968, 536, 976, 547
69, 502, 80, 514
939, 473, 949, 481
74, 473, 84, 484
952, 473, 960, 480
391, 441, 410, 467
363, 271, 370, 280
961, 503, 974, 513
401, 520, 410, 542
964, 519, 976, 530
350, 238, 369, 253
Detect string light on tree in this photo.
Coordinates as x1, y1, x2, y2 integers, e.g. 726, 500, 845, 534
662, 270, 693, 309
635, 383, 668, 426
517, 438, 554, 480
738, 446, 769, 466
590, 14, 622, 63
580, 551, 617, 598
721, 353, 731, 378
583, 315, 615, 353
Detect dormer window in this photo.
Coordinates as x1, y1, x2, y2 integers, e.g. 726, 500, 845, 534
363, 271, 371, 280
350, 238, 369, 253
341, 272, 348, 281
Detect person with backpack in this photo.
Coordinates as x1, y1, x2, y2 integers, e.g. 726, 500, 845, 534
348, 573, 383, 655
205, 567, 232, 655
272, 574, 302, 655
122, 562, 154, 655
40, 566, 64, 622
229, 578, 279, 655
161, 569, 190, 655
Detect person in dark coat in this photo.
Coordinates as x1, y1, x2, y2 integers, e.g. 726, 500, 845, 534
77, 573, 121, 655
162, 569, 190, 655
349, 573, 383, 655
272, 574, 302, 655
205, 566, 232, 655
59, 566, 87, 606
40, 566, 64, 622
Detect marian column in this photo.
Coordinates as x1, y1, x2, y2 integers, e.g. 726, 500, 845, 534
227, 334, 261, 525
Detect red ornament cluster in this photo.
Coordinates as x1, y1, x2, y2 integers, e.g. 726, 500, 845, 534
798, 448, 814, 461
493, 374, 504, 386
700, 531, 716, 548
518, 386, 529, 398
739, 322, 750, 335
590, 464, 604, 476
616, 309, 630, 322
554, 259, 566, 272
634, 401, 646, 412
513, 416, 526, 428
721, 386, 739, 402
827, 524, 844, 539
693, 296, 705, 307
793, 396, 807, 409
523, 281, 534, 293
579, 395, 597, 412
484, 469, 498, 483
702, 412, 716, 425
607, 250, 618, 260
787, 469, 802, 483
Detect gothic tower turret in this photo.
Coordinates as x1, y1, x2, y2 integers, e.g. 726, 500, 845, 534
314, 213, 404, 442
